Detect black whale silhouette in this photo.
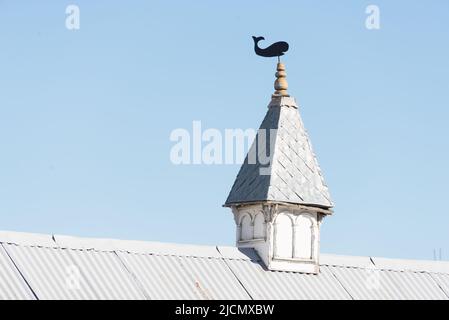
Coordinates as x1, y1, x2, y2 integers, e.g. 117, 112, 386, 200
252, 36, 289, 58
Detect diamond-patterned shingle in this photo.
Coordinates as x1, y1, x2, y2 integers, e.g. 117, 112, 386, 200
224, 96, 333, 208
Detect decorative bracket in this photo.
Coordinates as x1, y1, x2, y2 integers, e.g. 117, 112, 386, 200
262, 204, 278, 223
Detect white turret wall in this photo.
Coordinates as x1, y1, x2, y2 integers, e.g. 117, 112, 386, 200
232, 204, 321, 274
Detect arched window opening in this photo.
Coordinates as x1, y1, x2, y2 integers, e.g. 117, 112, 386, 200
294, 215, 313, 259
240, 214, 253, 241
253, 213, 265, 239
274, 214, 293, 259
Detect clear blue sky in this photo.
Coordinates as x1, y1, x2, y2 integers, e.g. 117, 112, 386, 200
0, 1, 448, 261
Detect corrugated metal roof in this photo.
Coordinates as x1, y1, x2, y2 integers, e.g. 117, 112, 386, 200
225, 96, 333, 208
2, 242, 146, 299
223, 259, 351, 300
54, 234, 222, 257
3, 244, 96, 300
376, 269, 447, 300
0, 231, 448, 300
320, 254, 373, 268
328, 264, 443, 300
0, 244, 35, 300
64, 249, 146, 300
116, 253, 200, 300
372, 256, 449, 274
117, 252, 251, 300
430, 273, 449, 297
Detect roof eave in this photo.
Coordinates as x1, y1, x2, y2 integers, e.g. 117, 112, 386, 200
223, 200, 333, 215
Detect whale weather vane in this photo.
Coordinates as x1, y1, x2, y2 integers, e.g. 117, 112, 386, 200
252, 36, 289, 62
252, 36, 290, 97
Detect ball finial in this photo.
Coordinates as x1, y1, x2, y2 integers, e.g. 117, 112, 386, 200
273, 63, 289, 97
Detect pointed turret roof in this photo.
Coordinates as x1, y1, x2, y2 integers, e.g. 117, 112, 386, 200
224, 63, 333, 210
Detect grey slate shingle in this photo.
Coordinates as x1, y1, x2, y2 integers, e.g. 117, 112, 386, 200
225, 96, 333, 208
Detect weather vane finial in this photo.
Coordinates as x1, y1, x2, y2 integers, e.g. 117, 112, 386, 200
252, 36, 290, 97
252, 36, 289, 62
